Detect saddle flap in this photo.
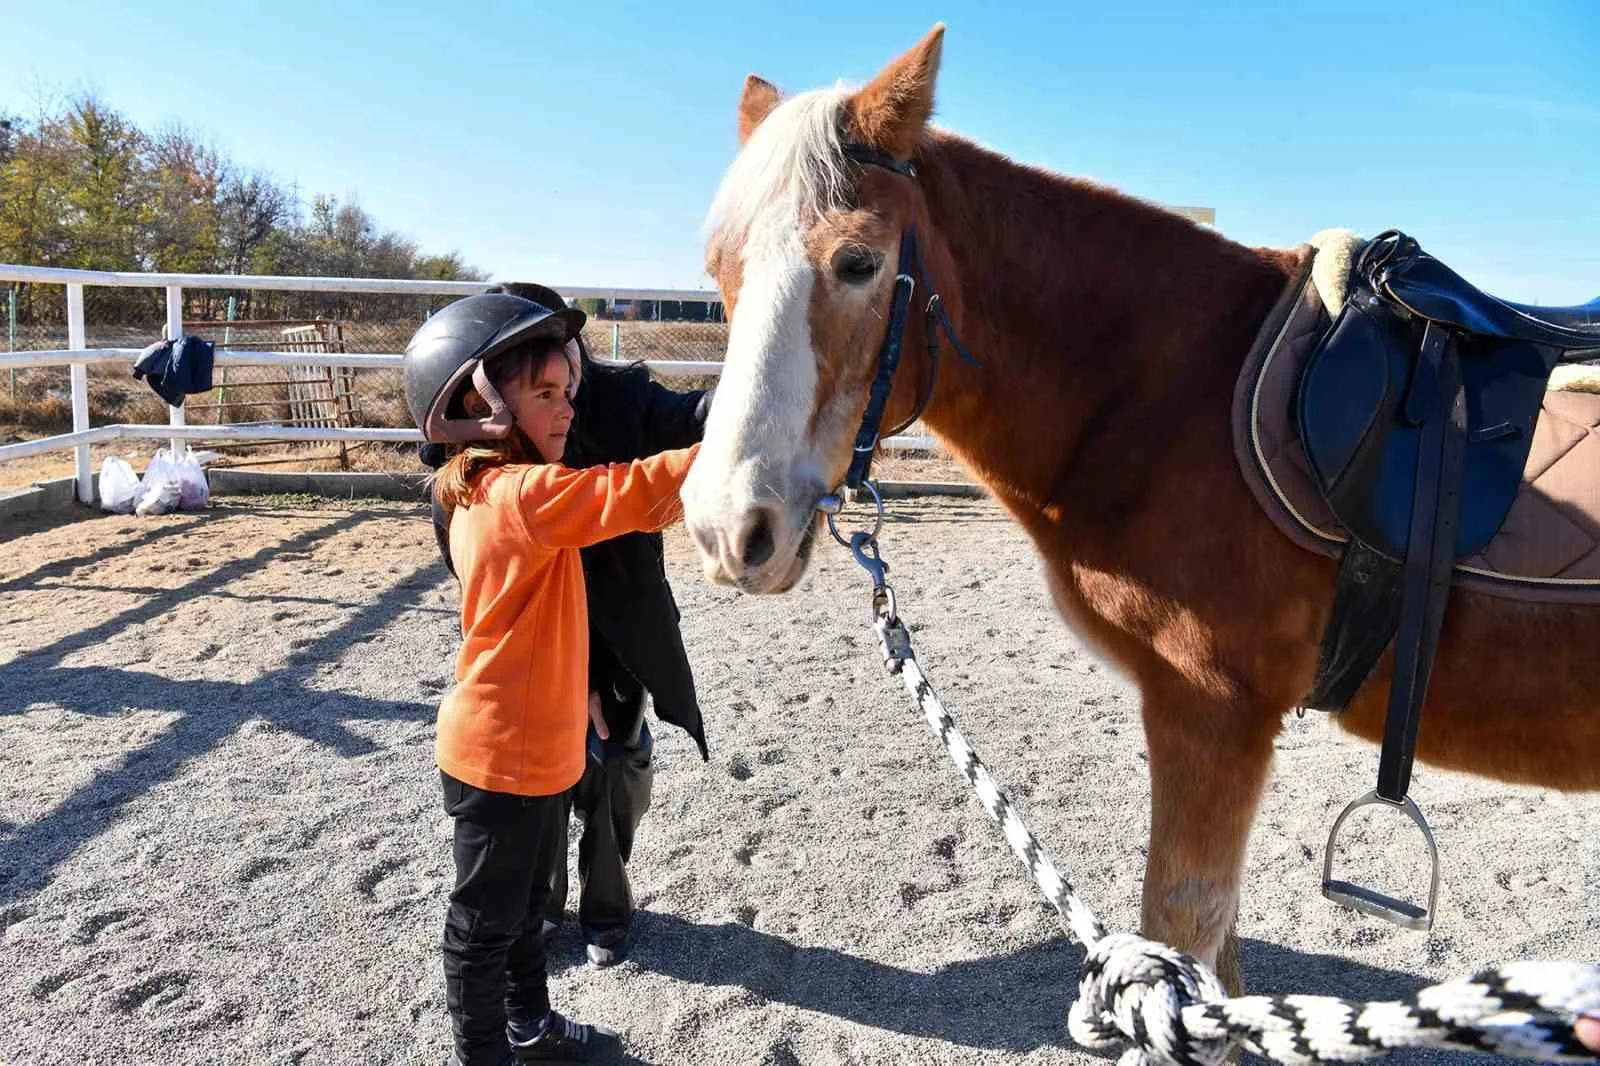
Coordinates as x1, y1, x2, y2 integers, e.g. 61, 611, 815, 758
1298, 295, 1550, 562
1299, 298, 1392, 498
1456, 333, 1553, 541
1299, 297, 1416, 559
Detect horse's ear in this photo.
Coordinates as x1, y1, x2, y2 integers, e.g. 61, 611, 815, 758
848, 23, 944, 160
738, 74, 781, 145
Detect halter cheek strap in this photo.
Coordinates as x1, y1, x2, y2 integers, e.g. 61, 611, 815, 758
839, 143, 982, 491
844, 233, 919, 490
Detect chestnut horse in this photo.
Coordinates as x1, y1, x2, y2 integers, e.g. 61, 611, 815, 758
678, 25, 1600, 992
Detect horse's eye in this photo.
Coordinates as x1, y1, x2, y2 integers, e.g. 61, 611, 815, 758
834, 249, 882, 285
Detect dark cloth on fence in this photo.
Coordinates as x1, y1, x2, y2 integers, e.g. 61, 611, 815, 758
132, 335, 215, 407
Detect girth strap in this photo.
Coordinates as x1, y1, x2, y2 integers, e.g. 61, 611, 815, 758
1301, 543, 1401, 712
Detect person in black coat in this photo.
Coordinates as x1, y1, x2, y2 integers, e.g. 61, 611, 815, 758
423, 281, 710, 967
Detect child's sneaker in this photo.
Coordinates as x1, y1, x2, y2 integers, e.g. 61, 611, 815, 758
510, 1011, 622, 1064
583, 927, 630, 968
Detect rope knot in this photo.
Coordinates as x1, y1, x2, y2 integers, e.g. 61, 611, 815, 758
1067, 933, 1232, 1066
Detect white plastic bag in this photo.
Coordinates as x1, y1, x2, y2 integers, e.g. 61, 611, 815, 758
134, 476, 182, 516
127, 447, 209, 515
172, 450, 209, 510
141, 446, 176, 489
97, 456, 140, 514
133, 447, 185, 516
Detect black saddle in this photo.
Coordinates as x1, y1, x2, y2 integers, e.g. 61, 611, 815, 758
1377, 242, 1600, 345
1294, 229, 1598, 929
1497, 296, 1600, 335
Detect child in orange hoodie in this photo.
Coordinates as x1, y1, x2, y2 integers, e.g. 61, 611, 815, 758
403, 293, 697, 1066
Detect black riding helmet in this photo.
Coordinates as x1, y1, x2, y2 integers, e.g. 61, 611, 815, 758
485, 282, 591, 359
403, 292, 586, 443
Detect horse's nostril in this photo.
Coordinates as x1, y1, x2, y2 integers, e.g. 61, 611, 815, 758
738, 511, 777, 570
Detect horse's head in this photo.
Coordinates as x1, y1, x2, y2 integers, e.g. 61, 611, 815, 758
682, 25, 947, 593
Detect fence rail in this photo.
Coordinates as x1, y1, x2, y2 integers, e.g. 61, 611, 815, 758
0, 264, 718, 301
1, 265, 937, 506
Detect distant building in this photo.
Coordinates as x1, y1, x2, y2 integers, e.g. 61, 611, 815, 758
594, 298, 724, 322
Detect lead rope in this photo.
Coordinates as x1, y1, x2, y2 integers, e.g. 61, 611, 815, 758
820, 483, 1600, 1066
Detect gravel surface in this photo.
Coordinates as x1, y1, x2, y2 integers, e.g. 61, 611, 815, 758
2, 495, 1595, 1065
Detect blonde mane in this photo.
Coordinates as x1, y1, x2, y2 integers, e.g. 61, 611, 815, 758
704, 86, 853, 246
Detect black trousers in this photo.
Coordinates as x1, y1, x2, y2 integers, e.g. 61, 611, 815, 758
440, 771, 570, 1066
544, 671, 654, 942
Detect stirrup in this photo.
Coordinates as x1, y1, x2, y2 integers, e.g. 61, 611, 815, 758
1321, 789, 1440, 931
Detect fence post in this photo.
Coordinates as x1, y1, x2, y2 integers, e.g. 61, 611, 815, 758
165, 285, 186, 460
216, 294, 235, 417
66, 283, 92, 504
611, 322, 620, 360
7, 283, 15, 403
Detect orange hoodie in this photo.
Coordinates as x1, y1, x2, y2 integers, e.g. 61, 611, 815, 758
437, 443, 699, 796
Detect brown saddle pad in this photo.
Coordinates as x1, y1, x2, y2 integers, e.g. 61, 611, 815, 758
1233, 245, 1600, 603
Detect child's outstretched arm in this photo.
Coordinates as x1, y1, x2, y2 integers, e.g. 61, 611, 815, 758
518, 442, 700, 549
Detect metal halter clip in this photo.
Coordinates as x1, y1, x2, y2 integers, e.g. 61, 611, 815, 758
1321, 789, 1441, 931
849, 531, 890, 591
822, 479, 885, 550
818, 479, 909, 670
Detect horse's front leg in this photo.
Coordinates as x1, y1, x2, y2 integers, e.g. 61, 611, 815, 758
1138, 679, 1279, 996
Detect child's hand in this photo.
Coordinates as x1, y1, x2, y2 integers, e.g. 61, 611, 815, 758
588, 691, 609, 741
1578, 1016, 1600, 1053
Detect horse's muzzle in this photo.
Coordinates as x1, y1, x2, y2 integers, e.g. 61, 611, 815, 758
686, 499, 821, 594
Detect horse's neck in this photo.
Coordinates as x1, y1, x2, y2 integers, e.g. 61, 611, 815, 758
915, 135, 1299, 514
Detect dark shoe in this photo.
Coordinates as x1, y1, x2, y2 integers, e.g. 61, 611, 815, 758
584, 927, 630, 968
510, 1010, 622, 1064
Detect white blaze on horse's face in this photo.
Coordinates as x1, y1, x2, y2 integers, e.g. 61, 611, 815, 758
684, 30, 944, 593
685, 204, 822, 592
684, 89, 878, 593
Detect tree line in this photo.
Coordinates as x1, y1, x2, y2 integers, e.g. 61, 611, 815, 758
0, 95, 483, 325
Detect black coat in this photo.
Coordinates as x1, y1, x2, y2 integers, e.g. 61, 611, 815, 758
429, 362, 712, 759
132, 335, 214, 406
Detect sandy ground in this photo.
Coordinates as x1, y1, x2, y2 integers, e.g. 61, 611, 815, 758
1, 495, 1596, 1066
0, 440, 421, 493
0, 440, 965, 494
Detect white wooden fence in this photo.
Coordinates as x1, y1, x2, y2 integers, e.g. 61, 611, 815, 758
0, 264, 935, 505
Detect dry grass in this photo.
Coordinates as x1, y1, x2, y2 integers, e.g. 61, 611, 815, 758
3, 319, 729, 434
0, 438, 426, 493
0, 366, 172, 431
1, 437, 969, 494
1, 316, 982, 491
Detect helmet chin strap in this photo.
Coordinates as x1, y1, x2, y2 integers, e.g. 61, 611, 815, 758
469, 362, 517, 438
563, 339, 582, 398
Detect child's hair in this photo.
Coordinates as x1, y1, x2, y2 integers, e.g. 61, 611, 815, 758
428, 339, 574, 513
480, 281, 654, 469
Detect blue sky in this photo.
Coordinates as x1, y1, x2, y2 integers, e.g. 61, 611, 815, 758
6, 1, 1597, 302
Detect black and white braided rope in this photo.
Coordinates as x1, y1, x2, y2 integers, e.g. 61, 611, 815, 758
872, 613, 1600, 1066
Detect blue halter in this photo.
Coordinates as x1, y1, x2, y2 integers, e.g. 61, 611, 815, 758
838, 143, 980, 490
